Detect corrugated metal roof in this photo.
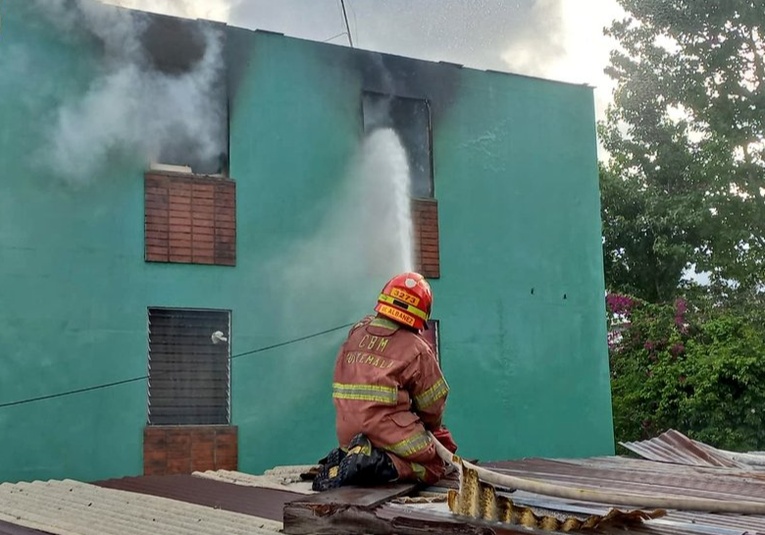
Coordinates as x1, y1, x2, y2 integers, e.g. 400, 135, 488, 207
0, 520, 51, 535
0, 479, 282, 535
4, 438, 765, 535
480, 457, 765, 503
445, 460, 666, 531
94, 474, 300, 522
376, 503, 536, 535
391, 487, 765, 535
488, 490, 765, 535
469, 455, 765, 534
192, 468, 314, 494
620, 429, 748, 468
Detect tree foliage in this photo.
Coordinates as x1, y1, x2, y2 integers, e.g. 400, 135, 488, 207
600, 0, 765, 301
608, 293, 765, 451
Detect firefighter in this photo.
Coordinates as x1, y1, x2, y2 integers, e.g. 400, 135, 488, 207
312, 272, 458, 491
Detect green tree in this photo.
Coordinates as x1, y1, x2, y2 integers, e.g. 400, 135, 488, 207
600, 0, 765, 301
607, 293, 765, 451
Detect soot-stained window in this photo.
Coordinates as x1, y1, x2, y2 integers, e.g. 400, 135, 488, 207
423, 320, 440, 363
141, 15, 228, 176
362, 92, 433, 198
147, 307, 231, 426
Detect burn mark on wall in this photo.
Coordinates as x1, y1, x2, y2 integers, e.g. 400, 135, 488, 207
354, 51, 462, 128
223, 27, 257, 113
142, 16, 207, 75
296, 39, 462, 130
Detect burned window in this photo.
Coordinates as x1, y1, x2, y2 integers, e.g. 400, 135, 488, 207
141, 15, 229, 176
362, 92, 433, 198
147, 307, 231, 426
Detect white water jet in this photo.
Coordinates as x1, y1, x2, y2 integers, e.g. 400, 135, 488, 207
249, 127, 417, 431
267, 127, 415, 329
355, 127, 415, 275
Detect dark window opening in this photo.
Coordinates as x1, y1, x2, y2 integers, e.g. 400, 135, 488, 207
141, 16, 229, 176
423, 319, 440, 363
147, 307, 231, 426
362, 92, 433, 198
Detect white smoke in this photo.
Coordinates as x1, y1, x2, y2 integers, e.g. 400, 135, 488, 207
31, 0, 227, 182
499, 0, 566, 79
102, 0, 236, 22
271, 128, 415, 326
501, 0, 623, 122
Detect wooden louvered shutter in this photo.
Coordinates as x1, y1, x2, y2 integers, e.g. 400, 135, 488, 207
147, 308, 231, 425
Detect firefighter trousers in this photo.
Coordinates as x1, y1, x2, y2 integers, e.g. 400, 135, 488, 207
386, 441, 446, 485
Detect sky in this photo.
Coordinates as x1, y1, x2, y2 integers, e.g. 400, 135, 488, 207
104, 0, 626, 123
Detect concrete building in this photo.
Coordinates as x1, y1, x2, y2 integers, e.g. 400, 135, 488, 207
0, 0, 613, 483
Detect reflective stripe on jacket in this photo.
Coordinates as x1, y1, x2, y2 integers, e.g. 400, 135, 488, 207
333, 315, 449, 459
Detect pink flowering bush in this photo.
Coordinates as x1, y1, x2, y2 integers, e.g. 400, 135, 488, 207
606, 293, 765, 451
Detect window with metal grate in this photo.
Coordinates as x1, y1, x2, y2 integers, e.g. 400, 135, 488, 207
147, 307, 231, 426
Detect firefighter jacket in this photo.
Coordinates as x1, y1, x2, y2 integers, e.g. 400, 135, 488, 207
332, 315, 449, 461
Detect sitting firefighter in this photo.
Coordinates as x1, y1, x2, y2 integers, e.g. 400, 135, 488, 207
312, 272, 458, 491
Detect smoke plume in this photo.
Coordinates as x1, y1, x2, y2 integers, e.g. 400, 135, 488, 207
500, 0, 566, 79
31, 0, 228, 182
103, 0, 236, 22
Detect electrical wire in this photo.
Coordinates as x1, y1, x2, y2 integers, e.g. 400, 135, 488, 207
322, 31, 349, 43
339, 0, 353, 47
0, 322, 355, 409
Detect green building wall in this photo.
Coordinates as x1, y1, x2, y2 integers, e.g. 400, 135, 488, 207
0, 3, 613, 483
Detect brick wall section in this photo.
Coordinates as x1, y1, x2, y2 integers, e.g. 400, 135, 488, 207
412, 198, 440, 278
143, 426, 238, 475
144, 172, 236, 266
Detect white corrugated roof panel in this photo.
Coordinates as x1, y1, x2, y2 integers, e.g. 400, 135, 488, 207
0, 479, 282, 535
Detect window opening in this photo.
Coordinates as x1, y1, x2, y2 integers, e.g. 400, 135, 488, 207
362, 92, 434, 198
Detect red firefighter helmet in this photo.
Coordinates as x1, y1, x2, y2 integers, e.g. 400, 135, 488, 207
374, 272, 432, 330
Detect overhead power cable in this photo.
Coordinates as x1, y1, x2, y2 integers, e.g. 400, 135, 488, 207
339, 0, 354, 47
0, 322, 355, 410
322, 31, 349, 43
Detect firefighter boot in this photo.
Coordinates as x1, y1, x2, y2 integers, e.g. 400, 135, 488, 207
311, 447, 347, 492
336, 433, 398, 487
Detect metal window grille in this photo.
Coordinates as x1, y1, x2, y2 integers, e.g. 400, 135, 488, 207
147, 307, 231, 425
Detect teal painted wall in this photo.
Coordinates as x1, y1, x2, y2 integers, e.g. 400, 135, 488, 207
0, 3, 612, 483
432, 71, 613, 459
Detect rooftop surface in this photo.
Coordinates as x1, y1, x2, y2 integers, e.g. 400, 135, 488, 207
2, 431, 765, 534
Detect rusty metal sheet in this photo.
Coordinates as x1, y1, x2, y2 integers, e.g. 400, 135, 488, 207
0, 520, 52, 535
446, 460, 666, 532
452, 449, 765, 534
479, 457, 765, 503
494, 490, 765, 535
377, 505, 536, 535
95, 474, 302, 521
620, 430, 747, 468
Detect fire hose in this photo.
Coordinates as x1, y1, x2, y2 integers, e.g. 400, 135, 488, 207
428, 432, 765, 515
